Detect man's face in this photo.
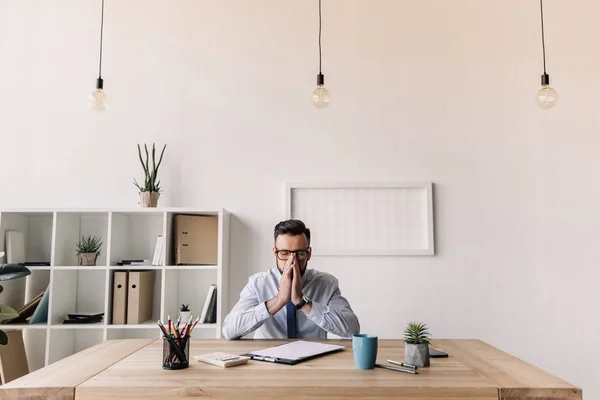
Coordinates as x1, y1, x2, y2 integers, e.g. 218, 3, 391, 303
273, 233, 311, 276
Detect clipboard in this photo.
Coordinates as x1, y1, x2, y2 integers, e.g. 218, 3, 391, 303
242, 340, 345, 365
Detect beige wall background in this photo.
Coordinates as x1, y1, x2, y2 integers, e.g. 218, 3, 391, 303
1, 0, 598, 398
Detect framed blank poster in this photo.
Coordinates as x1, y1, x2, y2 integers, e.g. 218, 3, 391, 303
285, 182, 434, 256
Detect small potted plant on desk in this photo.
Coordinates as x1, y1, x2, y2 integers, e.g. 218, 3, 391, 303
76, 235, 103, 266
179, 304, 192, 324
403, 321, 432, 368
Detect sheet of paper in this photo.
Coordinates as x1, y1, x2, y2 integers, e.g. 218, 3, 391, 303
249, 340, 345, 360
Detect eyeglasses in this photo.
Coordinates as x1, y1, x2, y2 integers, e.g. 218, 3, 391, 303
275, 248, 310, 261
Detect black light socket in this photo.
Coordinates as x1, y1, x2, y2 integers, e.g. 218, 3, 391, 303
96, 77, 104, 89
541, 73, 550, 86
317, 73, 324, 86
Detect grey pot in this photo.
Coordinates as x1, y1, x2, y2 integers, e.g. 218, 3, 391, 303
405, 343, 430, 367
78, 253, 98, 266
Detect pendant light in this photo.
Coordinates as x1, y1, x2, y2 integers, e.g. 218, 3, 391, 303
536, 0, 558, 109
311, 0, 330, 108
88, 0, 108, 111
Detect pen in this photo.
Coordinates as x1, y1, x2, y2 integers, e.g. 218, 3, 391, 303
253, 356, 278, 363
386, 359, 417, 370
375, 363, 419, 375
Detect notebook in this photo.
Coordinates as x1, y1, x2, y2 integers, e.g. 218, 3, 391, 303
243, 340, 345, 365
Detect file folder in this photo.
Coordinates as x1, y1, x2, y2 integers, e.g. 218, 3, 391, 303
126, 270, 155, 324
111, 271, 128, 324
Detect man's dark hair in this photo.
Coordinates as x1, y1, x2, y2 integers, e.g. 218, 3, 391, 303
274, 219, 311, 246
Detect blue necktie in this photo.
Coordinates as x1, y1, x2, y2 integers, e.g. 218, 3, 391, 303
286, 301, 297, 339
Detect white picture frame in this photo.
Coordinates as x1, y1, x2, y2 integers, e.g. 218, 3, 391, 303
285, 182, 435, 256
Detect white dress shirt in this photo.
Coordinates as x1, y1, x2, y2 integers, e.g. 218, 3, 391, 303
222, 267, 360, 340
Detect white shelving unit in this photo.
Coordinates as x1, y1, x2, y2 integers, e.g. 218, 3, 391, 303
0, 208, 230, 373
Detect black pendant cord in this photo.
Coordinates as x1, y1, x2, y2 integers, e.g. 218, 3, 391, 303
98, 0, 105, 79
316, 0, 324, 86
318, 0, 322, 75
539, 0, 547, 75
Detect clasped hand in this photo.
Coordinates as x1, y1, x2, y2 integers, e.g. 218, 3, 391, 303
278, 253, 303, 306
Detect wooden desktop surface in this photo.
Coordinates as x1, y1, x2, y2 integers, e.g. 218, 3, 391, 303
0, 338, 582, 400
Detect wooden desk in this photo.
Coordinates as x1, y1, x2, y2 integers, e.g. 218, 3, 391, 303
0, 339, 582, 400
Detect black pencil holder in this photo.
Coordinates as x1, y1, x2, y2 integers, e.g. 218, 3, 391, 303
162, 336, 190, 370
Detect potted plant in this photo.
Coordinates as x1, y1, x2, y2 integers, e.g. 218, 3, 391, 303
179, 304, 192, 324
0, 263, 31, 345
76, 235, 103, 266
134, 143, 166, 208
403, 321, 431, 367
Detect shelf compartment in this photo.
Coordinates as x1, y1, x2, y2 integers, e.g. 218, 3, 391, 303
106, 269, 162, 326
165, 211, 220, 266
0, 269, 50, 326
0, 211, 53, 265
163, 269, 218, 336
49, 269, 107, 326
109, 212, 165, 266
53, 212, 109, 267
47, 328, 103, 365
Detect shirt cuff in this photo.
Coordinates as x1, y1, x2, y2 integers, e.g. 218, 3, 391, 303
306, 301, 328, 325
254, 302, 271, 322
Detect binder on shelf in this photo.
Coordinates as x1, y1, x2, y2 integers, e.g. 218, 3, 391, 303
173, 215, 218, 265
199, 284, 217, 323
112, 271, 129, 324
126, 270, 156, 324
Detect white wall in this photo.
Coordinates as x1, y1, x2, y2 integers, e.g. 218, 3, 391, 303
1, 0, 599, 397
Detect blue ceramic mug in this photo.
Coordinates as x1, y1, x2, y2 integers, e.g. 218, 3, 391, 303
352, 334, 378, 369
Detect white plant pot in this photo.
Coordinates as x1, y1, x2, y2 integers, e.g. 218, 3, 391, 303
179, 311, 192, 324
405, 343, 430, 368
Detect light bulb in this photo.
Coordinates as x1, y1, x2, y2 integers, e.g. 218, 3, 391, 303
536, 73, 558, 109
88, 89, 107, 111
88, 77, 107, 111
312, 85, 330, 109
536, 85, 558, 109
312, 73, 330, 109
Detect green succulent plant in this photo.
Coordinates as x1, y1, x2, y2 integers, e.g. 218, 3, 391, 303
76, 235, 103, 255
134, 143, 166, 193
180, 304, 190, 312
403, 321, 431, 345
0, 264, 31, 345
